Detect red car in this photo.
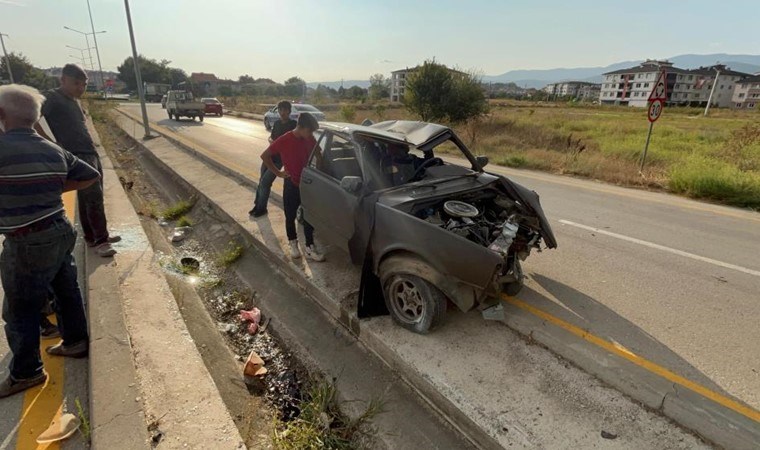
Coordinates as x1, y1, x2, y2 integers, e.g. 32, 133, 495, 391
202, 98, 224, 117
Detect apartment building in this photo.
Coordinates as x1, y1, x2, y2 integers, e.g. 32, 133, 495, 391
731, 75, 760, 110
390, 65, 463, 102
543, 81, 601, 100
600, 60, 751, 108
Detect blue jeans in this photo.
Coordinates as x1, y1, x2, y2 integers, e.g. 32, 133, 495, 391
2, 216, 88, 379
252, 154, 282, 214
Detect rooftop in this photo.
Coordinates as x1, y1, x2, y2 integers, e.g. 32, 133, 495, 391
190, 72, 218, 82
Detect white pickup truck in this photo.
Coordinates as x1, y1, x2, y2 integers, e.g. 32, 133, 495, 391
165, 90, 205, 122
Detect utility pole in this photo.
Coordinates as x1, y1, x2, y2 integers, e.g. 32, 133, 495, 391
63, 26, 106, 89
66, 45, 93, 69
0, 32, 14, 83
86, 0, 106, 93
704, 67, 720, 116
123, 0, 151, 138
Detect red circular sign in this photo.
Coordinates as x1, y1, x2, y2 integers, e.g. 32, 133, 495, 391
648, 99, 663, 123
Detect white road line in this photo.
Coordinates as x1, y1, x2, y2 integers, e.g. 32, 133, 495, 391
559, 219, 760, 278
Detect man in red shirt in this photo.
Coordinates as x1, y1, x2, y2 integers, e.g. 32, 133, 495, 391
261, 113, 325, 262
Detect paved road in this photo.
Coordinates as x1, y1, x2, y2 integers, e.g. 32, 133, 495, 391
122, 103, 760, 411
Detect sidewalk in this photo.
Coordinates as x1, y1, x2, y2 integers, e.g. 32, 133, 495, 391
112, 108, 713, 449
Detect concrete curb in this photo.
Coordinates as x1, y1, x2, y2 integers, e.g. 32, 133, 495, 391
113, 108, 760, 449
86, 119, 151, 450
87, 118, 245, 449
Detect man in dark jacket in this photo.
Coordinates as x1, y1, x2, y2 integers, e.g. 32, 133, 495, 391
34, 63, 119, 257
249, 100, 296, 217
0, 84, 99, 398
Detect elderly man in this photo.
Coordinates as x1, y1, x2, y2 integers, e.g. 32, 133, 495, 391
0, 84, 99, 398
35, 63, 119, 257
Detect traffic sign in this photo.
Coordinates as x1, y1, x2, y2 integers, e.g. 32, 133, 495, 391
648, 71, 668, 101
648, 99, 663, 123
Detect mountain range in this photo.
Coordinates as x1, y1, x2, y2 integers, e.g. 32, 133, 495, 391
309, 54, 760, 90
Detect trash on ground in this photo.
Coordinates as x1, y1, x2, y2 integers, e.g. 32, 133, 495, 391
180, 257, 200, 273
171, 230, 187, 242
244, 350, 268, 377
158, 218, 170, 227
481, 303, 505, 321
240, 307, 262, 334
36, 413, 81, 444
601, 430, 618, 440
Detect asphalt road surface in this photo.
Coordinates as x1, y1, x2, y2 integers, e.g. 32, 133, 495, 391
121, 103, 760, 411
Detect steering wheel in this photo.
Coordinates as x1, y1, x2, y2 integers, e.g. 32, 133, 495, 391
411, 157, 444, 181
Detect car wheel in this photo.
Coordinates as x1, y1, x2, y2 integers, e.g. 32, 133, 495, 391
501, 259, 524, 296
219, 112, 223, 117
199, 114, 204, 122
383, 274, 446, 334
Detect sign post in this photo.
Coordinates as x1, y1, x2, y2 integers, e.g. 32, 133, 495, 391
639, 71, 667, 173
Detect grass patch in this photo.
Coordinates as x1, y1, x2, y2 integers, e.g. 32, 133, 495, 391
273, 378, 384, 450
161, 200, 194, 221
217, 241, 244, 267
669, 156, 760, 208
176, 215, 193, 227
75, 397, 91, 441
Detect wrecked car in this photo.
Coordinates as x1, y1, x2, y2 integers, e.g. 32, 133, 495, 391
300, 120, 557, 334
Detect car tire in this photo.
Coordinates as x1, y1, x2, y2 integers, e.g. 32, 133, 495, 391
383, 273, 446, 334
501, 259, 524, 296
219, 112, 223, 117
199, 114, 204, 122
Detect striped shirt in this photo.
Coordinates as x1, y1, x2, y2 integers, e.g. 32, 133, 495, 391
0, 128, 99, 233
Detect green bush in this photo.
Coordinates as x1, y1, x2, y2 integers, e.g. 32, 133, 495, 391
669, 157, 760, 208
339, 105, 356, 123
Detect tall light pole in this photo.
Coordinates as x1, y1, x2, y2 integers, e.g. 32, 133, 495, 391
0, 32, 14, 83
123, 0, 151, 138
704, 67, 721, 116
63, 26, 106, 88
86, 0, 105, 95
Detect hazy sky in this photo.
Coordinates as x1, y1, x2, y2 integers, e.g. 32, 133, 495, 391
2, 0, 759, 83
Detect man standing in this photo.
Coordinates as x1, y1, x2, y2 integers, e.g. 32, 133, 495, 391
249, 100, 296, 217
261, 113, 325, 262
0, 84, 99, 397
35, 63, 119, 257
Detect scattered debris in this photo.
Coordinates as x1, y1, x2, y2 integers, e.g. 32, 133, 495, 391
157, 218, 170, 227
36, 413, 81, 444
171, 230, 187, 242
240, 307, 262, 334
482, 303, 505, 321
601, 430, 618, 440
713, 276, 728, 283
244, 350, 268, 377
180, 257, 200, 274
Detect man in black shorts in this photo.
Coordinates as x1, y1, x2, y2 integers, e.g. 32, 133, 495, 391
249, 100, 296, 217
35, 63, 119, 257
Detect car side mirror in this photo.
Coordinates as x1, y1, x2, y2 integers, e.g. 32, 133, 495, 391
476, 155, 489, 169
340, 176, 362, 194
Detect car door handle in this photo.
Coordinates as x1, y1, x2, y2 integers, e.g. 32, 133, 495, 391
302, 178, 312, 184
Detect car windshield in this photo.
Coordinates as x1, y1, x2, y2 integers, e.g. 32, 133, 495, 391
202, 98, 219, 104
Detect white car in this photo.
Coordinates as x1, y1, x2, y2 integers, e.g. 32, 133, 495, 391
264, 103, 326, 130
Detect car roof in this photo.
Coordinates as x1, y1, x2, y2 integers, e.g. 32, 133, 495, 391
320, 120, 452, 147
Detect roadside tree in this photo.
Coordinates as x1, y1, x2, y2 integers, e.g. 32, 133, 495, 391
284, 76, 306, 97
0, 52, 58, 90
368, 73, 390, 101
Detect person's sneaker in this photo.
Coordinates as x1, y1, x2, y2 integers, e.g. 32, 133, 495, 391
0, 372, 47, 398
95, 242, 117, 257
40, 322, 61, 340
86, 236, 121, 248
46, 340, 89, 358
288, 240, 301, 259
305, 245, 325, 262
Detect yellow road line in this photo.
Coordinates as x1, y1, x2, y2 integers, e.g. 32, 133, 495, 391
502, 294, 760, 424
15, 192, 77, 449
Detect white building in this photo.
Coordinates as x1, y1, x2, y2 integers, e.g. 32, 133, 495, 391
732, 75, 760, 110
543, 81, 600, 100
600, 60, 751, 108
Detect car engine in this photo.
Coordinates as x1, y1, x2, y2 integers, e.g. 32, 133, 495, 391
415, 190, 542, 261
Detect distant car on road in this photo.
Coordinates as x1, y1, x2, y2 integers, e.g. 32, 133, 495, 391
264, 103, 325, 130
202, 98, 224, 117
165, 90, 205, 122
161, 94, 167, 109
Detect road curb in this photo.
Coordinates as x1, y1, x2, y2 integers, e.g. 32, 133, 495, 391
112, 108, 760, 449
86, 120, 151, 450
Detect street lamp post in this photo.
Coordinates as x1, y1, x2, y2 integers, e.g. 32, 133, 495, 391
86, 0, 106, 97
0, 32, 14, 83
123, 0, 151, 138
63, 26, 106, 88
66, 45, 92, 69
704, 67, 721, 117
